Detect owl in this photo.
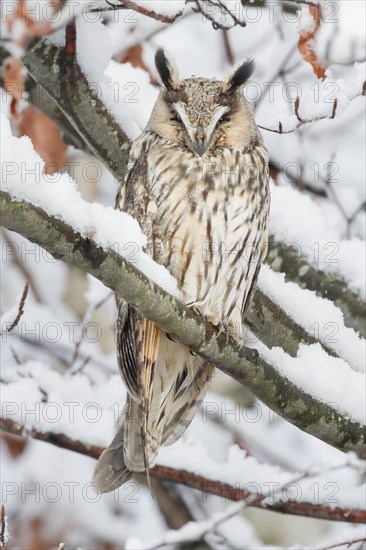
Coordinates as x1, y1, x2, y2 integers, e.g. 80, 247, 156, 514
93, 50, 270, 492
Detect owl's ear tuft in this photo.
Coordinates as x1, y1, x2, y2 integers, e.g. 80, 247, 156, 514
224, 59, 255, 94
155, 48, 180, 92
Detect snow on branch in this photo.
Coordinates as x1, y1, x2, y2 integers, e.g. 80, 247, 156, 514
1, 417, 365, 524
22, 40, 130, 183
266, 237, 366, 339
1, 189, 365, 458
258, 89, 364, 134
257, 60, 365, 135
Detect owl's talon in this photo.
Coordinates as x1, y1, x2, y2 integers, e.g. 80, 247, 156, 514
188, 303, 206, 323
215, 321, 232, 344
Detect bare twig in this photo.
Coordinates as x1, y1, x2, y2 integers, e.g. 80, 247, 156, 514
90, 0, 184, 23
190, 0, 246, 30
64, 19, 76, 55
258, 92, 362, 134
69, 292, 112, 369
321, 154, 366, 239
0, 504, 8, 549
1, 229, 43, 303
3, 282, 29, 333
317, 537, 366, 550
294, 96, 303, 122
141, 501, 245, 549
222, 28, 234, 65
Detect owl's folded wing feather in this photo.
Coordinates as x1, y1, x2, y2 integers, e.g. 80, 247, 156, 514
116, 148, 162, 474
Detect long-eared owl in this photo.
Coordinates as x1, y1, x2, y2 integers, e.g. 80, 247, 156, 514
94, 49, 270, 491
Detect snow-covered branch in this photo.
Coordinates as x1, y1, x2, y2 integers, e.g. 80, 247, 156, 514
1, 417, 365, 524
1, 190, 365, 458
22, 40, 130, 183
258, 90, 364, 134
266, 239, 366, 338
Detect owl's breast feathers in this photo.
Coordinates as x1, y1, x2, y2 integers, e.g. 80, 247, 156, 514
119, 130, 270, 338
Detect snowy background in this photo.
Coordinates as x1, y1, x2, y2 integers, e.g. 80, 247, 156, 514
1, 0, 365, 548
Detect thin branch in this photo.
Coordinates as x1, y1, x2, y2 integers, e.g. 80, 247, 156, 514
258, 88, 363, 134
0, 44, 89, 154
0, 503, 9, 549
1, 229, 43, 303
64, 19, 76, 55
2, 282, 29, 333
1, 417, 365, 524
190, 0, 246, 30
222, 29, 234, 65
318, 538, 366, 550
1, 190, 365, 458
69, 292, 112, 369
259, 99, 337, 134
143, 502, 245, 550
90, 0, 185, 23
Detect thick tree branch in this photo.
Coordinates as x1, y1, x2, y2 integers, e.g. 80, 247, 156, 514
1, 418, 364, 524
0, 44, 90, 153
247, 289, 336, 358
1, 191, 365, 458
266, 239, 366, 338
22, 39, 130, 183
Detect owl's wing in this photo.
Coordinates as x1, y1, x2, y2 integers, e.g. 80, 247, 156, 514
161, 361, 214, 447
116, 150, 163, 476
94, 145, 162, 492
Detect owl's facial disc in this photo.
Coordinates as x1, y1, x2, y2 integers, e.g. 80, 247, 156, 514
172, 102, 230, 157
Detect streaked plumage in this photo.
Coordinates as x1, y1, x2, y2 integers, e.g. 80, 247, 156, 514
93, 50, 270, 492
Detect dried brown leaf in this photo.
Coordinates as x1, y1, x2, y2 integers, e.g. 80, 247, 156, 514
120, 44, 156, 84
298, 5, 328, 80
6, 0, 61, 45
18, 106, 67, 174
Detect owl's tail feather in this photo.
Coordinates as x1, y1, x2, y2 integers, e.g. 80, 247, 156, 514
123, 395, 162, 471
93, 397, 162, 493
92, 423, 133, 493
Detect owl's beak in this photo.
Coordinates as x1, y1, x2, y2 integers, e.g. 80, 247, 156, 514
191, 125, 208, 157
